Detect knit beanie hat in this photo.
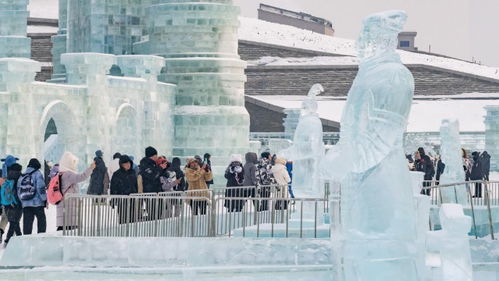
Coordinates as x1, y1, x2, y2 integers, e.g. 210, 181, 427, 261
145, 146, 158, 158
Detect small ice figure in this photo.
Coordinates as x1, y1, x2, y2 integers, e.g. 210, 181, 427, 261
427, 204, 473, 281
281, 84, 325, 198
439, 119, 468, 204
322, 10, 421, 281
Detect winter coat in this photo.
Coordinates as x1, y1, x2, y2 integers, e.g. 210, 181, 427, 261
256, 158, 275, 186
138, 157, 161, 193
470, 154, 483, 181
271, 159, 291, 197
225, 161, 244, 187
87, 157, 109, 195
159, 169, 177, 192
415, 154, 435, 180
56, 167, 93, 227
168, 158, 186, 191
480, 152, 491, 179
1, 167, 22, 207
435, 160, 445, 181
185, 167, 212, 199
242, 153, 258, 187
110, 167, 138, 196
18, 167, 47, 208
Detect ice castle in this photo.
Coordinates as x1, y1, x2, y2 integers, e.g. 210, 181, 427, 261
0, 0, 249, 169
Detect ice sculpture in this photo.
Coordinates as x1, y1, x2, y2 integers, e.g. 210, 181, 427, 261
427, 204, 473, 281
0, 0, 30, 58
439, 119, 468, 204
282, 84, 325, 198
322, 10, 420, 281
484, 106, 499, 172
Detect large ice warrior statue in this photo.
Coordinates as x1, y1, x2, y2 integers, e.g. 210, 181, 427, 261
281, 84, 325, 198
323, 11, 420, 281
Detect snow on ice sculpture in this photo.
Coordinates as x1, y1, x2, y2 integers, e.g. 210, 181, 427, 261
439, 119, 468, 204
427, 204, 473, 281
281, 84, 325, 199
322, 10, 421, 281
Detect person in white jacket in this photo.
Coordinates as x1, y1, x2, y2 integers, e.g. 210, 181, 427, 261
271, 158, 291, 210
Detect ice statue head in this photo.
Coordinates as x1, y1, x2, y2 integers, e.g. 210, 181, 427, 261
302, 84, 323, 115
356, 10, 407, 62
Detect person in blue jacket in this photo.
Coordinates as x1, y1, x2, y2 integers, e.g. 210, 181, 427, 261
18, 159, 47, 235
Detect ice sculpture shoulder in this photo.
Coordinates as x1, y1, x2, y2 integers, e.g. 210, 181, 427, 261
325, 10, 421, 281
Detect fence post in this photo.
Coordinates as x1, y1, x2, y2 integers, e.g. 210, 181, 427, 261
484, 182, 496, 240
209, 192, 217, 237
466, 184, 479, 239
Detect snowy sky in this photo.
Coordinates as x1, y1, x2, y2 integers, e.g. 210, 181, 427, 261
29, 0, 499, 67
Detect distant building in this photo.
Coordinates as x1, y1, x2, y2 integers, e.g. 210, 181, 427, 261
258, 4, 334, 36
398, 32, 418, 51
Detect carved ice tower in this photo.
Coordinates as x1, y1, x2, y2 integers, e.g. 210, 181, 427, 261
136, 0, 250, 164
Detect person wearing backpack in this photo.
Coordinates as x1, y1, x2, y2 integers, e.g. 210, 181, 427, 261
56, 152, 95, 231
18, 159, 47, 235
1, 163, 23, 245
0, 155, 19, 243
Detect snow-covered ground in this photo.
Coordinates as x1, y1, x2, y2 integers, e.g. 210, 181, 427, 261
251, 95, 499, 132
239, 17, 499, 81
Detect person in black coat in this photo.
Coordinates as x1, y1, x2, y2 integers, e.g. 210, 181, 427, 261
111, 155, 138, 223
224, 155, 245, 212
480, 151, 491, 181
168, 158, 186, 192
139, 147, 161, 193
87, 150, 109, 195
415, 147, 435, 196
470, 152, 484, 198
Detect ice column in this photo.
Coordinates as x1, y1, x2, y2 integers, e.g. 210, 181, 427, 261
283, 108, 301, 140
141, 0, 250, 166
50, 0, 68, 81
0, 0, 31, 58
484, 106, 499, 171
439, 119, 468, 204
322, 11, 420, 281
427, 204, 473, 281
61, 53, 116, 164
0, 59, 41, 163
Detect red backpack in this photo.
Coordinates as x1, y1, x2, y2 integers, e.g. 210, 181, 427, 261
47, 173, 66, 205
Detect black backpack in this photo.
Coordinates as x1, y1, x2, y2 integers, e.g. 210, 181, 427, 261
18, 171, 37, 201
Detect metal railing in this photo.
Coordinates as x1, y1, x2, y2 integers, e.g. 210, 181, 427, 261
422, 180, 499, 240
62, 185, 329, 238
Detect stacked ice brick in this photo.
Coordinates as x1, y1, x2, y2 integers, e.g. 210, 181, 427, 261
52, 0, 145, 80
484, 106, 499, 171
0, 0, 31, 58
138, 0, 250, 162
283, 108, 301, 140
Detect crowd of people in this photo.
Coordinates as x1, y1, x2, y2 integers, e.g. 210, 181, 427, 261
407, 147, 491, 197
0, 146, 293, 247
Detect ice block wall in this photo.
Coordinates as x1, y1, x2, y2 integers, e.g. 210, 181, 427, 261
140, 0, 250, 162
66, 0, 144, 55
484, 106, 499, 171
0, 0, 31, 58
283, 108, 301, 140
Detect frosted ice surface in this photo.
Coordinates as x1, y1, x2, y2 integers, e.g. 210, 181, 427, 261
439, 119, 468, 204
427, 204, 473, 281
322, 10, 421, 281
